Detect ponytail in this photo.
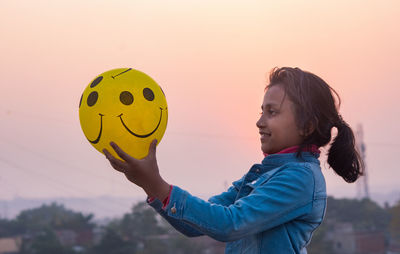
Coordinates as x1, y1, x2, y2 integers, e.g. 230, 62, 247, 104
327, 116, 364, 183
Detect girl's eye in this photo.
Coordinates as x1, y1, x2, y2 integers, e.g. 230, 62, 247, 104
260, 109, 277, 116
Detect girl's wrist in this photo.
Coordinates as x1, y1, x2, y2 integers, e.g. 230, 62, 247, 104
144, 188, 156, 198
155, 181, 171, 201
144, 180, 171, 201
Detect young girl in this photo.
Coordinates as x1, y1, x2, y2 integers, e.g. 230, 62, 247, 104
103, 67, 364, 253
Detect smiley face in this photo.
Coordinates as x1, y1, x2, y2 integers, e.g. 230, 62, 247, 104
79, 68, 168, 160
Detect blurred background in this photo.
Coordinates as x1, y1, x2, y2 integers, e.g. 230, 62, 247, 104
1, 0, 399, 253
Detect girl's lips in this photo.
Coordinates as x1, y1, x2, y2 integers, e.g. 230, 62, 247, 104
260, 133, 271, 141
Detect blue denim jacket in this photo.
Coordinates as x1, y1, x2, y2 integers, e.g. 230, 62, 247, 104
147, 152, 327, 254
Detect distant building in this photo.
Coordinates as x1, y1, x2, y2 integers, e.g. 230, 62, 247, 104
75, 229, 93, 246
354, 231, 386, 254
0, 237, 21, 254
387, 243, 400, 254
55, 229, 77, 246
92, 226, 105, 245
145, 233, 225, 254
55, 228, 93, 252
325, 222, 386, 254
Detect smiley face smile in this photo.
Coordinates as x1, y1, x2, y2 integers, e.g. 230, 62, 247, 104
118, 107, 164, 138
88, 113, 104, 144
87, 107, 165, 143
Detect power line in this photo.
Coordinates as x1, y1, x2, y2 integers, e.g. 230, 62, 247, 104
0, 138, 119, 185
355, 124, 370, 200
0, 138, 149, 211
0, 107, 74, 126
0, 156, 133, 216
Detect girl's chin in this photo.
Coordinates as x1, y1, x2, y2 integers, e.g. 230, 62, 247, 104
261, 144, 279, 155
261, 145, 272, 154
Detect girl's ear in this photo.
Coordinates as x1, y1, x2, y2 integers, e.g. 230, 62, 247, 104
300, 121, 316, 137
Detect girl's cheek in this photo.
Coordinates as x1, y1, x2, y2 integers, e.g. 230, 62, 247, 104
267, 118, 275, 127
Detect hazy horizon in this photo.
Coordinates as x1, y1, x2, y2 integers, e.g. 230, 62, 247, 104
1, 0, 399, 206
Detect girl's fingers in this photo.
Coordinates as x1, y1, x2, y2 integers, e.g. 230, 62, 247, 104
103, 149, 127, 173
109, 160, 125, 173
147, 139, 158, 159
110, 142, 134, 163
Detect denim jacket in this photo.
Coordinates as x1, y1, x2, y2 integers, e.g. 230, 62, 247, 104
147, 152, 327, 254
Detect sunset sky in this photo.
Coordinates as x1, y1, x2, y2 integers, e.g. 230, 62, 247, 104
1, 0, 399, 205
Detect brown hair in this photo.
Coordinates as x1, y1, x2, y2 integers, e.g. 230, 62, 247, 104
267, 67, 364, 183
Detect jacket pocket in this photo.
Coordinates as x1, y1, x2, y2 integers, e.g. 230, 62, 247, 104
245, 167, 283, 191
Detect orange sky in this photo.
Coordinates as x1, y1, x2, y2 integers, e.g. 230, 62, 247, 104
1, 0, 400, 202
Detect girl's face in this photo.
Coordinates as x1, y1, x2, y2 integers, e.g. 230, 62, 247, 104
256, 85, 304, 154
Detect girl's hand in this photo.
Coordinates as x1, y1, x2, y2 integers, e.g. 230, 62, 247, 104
103, 139, 170, 201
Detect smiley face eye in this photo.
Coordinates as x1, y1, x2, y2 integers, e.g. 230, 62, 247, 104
120, 91, 134, 105
87, 91, 98, 107
90, 76, 103, 88
143, 88, 154, 101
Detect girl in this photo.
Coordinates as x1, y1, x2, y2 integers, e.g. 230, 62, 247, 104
103, 67, 364, 253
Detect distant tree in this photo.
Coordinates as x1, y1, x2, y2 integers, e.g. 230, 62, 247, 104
88, 228, 136, 254
0, 218, 24, 237
157, 216, 206, 254
115, 201, 168, 241
389, 200, 400, 243
325, 196, 390, 232
102, 201, 207, 254
16, 202, 95, 233
19, 227, 74, 254
306, 196, 392, 253
167, 234, 206, 254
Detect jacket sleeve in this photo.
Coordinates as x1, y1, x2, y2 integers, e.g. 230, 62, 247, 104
146, 176, 245, 237
162, 166, 315, 242
207, 175, 244, 206
147, 197, 205, 237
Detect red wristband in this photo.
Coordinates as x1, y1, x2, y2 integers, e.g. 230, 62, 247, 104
162, 185, 173, 209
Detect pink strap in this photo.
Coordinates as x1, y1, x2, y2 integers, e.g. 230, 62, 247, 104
162, 185, 173, 209
147, 185, 173, 210
264, 144, 320, 157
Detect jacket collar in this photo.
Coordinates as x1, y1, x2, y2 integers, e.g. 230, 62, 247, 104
249, 151, 320, 175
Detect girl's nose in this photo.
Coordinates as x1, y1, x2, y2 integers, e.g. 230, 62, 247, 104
256, 115, 265, 128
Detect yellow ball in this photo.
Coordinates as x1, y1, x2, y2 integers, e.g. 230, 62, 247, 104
79, 68, 168, 160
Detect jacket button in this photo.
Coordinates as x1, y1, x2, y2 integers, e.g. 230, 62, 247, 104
256, 169, 260, 173
171, 203, 177, 214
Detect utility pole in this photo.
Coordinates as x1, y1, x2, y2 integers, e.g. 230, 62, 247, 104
0, 177, 2, 219
0, 177, 4, 219
0, 177, 9, 219
355, 124, 370, 199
